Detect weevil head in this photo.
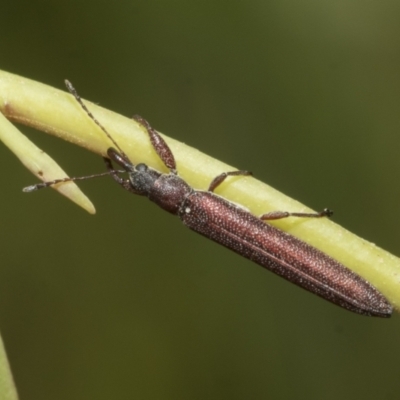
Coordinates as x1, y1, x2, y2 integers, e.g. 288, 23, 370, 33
128, 164, 192, 214
128, 163, 162, 196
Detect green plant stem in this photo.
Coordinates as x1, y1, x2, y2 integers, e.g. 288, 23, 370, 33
0, 334, 18, 400
0, 69, 399, 312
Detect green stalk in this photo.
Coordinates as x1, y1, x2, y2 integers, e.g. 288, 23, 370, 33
0, 334, 18, 400
0, 69, 399, 314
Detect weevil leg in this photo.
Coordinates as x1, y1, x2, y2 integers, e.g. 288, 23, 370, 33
208, 170, 252, 192
103, 157, 132, 192
206, 169, 332, 221
260, 208, 333, 221
133, 115, 177, 174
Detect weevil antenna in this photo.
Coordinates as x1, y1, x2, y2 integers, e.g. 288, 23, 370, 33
23, 169, 126, 192
65, 80, 129, 160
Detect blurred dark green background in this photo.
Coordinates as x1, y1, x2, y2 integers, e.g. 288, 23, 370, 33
1, 1, 400, 399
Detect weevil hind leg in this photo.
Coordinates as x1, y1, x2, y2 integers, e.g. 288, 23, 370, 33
260, 208, 333, 221
205, 168, 333, 222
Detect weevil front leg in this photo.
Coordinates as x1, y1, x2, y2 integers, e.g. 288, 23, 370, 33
103, 156, 133, 192
133, 115, 177, 174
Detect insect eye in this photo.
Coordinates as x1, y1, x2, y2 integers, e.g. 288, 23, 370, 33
135, 163, 148, 172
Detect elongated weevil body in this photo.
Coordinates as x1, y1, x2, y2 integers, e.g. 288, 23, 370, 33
24, 81, 392, 317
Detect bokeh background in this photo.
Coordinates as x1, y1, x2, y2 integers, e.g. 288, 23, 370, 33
1, 1, 400, 399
